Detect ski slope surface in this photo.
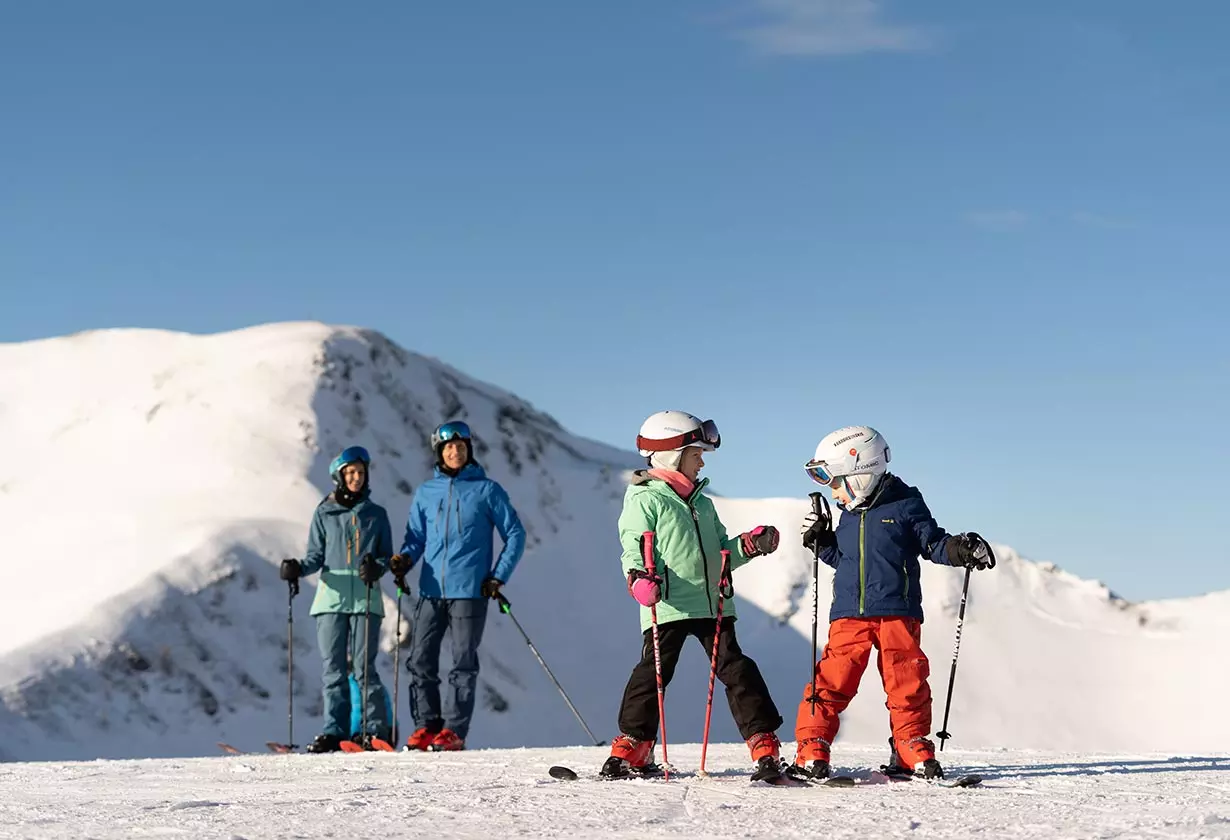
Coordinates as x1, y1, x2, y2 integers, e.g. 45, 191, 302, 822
2, 742, 1228, 839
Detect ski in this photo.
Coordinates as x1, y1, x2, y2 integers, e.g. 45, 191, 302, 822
547, 764, 840, 787
217, 741, 298, 755
874, 767, 982, 788
338, 737, 396, 753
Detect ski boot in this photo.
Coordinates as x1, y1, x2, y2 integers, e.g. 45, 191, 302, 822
747, 733, 786, 782
305, 733, 342, 753
405, 725, 440, 751
917, 758, 944, 780
427, 729, 465, 751
600, 735, 657, 779
788, 736, 832, 780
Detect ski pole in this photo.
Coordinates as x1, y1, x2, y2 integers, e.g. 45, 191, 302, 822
641, 531, 669, 780
361, 577, 373, 745
286, 576, 298, 750
392, 584, 403, 746
935, 536, 995, 750
699, 549, 733, 777
495, 593, 603, 746
807, 492, 830, 716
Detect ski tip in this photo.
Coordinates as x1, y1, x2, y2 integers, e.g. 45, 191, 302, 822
265, 742, 296, 754
548, 765, 579, 781
369, 738, 395, 753
217, 742, 243, 755
947, 774, 982, 788
338, 741, 366, 753
823, 775, 857, 787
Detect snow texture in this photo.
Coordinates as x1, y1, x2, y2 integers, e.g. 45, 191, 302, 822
1, 744, 1228, 839
0, 322, 1226, 767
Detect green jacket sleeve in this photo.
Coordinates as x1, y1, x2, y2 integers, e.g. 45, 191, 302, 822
712, 505, 752, 571
618, 491, 658, 578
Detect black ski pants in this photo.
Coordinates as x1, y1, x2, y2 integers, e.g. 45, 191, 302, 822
617, 617, 782, 742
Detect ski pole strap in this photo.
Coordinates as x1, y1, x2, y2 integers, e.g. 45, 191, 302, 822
288, 578, 299, 598
717, 549, 733, 599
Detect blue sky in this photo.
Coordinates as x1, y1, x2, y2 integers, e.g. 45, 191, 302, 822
2, 1, 1226, 600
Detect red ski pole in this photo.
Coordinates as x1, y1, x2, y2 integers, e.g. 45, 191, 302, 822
642, 531, 670, 780
699, 549, 732, 777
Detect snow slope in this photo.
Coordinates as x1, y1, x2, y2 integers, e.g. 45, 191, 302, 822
2, 744, 1228, 840
0, 323, 1224, 763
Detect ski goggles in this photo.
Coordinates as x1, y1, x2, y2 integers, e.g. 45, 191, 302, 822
636, 419, 721, 452
804, 460, 842, 486
431, 421, 472, 449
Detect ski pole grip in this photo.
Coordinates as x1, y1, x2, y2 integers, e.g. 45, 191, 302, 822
641, 531, 657, 575
808, 492, 831, 528
496, 592, 512, 614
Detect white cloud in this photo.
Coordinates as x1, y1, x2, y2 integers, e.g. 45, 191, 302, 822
964, 210, 1031, 232
737, 0, 935, 57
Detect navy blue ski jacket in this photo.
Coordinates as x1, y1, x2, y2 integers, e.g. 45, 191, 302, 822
399, 462, 526, 599
819, 474, 954, 622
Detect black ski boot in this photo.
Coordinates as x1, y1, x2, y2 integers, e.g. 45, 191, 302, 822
786, 759, 830, 781
600, 756, 631, 779
919, 758, 944, 780
881, 737, 912, 778
306, 733, 342, 753
750, 756, 786, 782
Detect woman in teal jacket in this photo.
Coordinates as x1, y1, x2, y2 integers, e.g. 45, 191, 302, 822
280, 446, 393, 753
602, 411, 787, 782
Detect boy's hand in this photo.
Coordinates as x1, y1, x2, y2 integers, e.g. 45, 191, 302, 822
947, 533, 995, 570
801, 512, 835, 551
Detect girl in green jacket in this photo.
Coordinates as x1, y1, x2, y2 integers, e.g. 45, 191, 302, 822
602, 411, 787, 781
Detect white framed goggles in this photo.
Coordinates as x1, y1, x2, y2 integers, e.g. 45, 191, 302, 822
804, 460, 841, 486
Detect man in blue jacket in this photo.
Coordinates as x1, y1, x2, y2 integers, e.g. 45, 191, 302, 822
389, 421, 526, 751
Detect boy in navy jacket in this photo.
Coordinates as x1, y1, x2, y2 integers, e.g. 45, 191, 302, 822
792, 427, 994, 781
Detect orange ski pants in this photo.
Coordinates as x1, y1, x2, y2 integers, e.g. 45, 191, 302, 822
795, 617, 935, 765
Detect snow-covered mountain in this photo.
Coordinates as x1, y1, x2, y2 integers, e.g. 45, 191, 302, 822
0, 323, 1223, 762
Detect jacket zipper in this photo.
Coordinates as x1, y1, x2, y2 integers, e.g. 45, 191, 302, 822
688, 502, 715, 615
442, 481, 454, 598
351, 514, 359, 609
858, 511, 866, 615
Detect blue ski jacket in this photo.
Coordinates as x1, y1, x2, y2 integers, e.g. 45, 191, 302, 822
820, 474, 954, 622
399, 463, 526, 599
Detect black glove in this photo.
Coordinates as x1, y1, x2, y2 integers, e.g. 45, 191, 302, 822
947, 532, 995, 570
358, 554, 383, 585
279, 558, 302, 581
389, 553, 412, 577
801, 512, 835, 551
481, 577, 503, 599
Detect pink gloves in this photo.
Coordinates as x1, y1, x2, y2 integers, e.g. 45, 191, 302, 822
741, 525, 780, 558
627, 569, 663, 606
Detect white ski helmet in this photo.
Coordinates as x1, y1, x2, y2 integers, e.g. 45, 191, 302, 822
636, 410, 721, 456
804, 426, 891, 508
